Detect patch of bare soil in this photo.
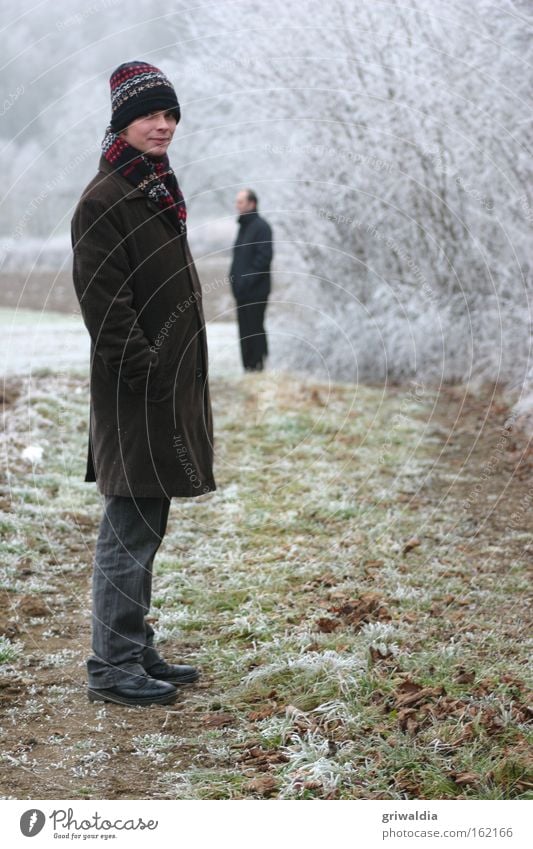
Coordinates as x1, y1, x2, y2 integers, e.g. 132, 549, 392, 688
0, 379, 22, 412
0, 530, 194, 796
420, 383, 533, 562
0, 532, 209, 799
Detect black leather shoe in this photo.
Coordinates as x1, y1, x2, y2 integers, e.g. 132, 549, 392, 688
145, 660, 200, 684
88, 676, 178, 706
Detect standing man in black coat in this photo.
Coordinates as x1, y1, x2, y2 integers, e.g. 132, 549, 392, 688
229, 189, 273, 371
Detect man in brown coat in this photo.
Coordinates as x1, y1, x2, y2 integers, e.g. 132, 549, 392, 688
71, 61, 216, 706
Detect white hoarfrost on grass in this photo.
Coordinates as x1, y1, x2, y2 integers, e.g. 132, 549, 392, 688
132, 733, 180, 764
0, 636, 24, 666
20, 445, 44, 464
358, 621, 403, 657
241, 650, 365, 694
278, 729, 359, 798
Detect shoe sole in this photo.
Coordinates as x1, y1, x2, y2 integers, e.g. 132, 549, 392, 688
87, 688, 178, 706
161, 673, 200, 685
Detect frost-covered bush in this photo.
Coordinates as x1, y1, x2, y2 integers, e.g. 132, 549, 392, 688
258, 0, 532, 385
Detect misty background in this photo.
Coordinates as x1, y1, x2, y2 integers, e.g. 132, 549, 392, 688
1, 0, 531, 387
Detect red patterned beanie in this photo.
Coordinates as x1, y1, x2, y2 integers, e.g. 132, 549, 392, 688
109, 60, 180, 132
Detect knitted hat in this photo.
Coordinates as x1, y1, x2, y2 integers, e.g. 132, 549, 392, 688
109, 60, 180, 132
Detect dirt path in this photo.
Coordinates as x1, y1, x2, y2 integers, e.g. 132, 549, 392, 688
0, 375, 531, 800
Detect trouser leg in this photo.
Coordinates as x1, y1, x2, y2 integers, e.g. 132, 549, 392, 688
87, 494, 171, 688
254, 300, 268, 364
237, 300, 268, 370
142, 497, 172, 669
236, 300, 253, 369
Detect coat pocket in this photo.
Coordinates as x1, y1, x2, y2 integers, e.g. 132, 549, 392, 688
145, 357, 174, 403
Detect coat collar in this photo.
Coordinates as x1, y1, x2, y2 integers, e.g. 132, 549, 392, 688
97, 154, 154, 202
96, 154, 184, 238
237, 209, 259, 226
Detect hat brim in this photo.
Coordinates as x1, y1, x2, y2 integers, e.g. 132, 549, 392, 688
111, 101, 180, 133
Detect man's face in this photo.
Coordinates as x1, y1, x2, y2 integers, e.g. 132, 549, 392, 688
120, 109, 177, 156
236, 190, 255, 214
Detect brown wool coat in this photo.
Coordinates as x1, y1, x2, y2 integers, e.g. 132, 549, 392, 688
70, 154, 216, 498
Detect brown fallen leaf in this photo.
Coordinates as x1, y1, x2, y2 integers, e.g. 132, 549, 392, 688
248, 706, 277, 721
397, 707, 418, 731
238, 745, 289, 767
329, 592, 390, 628
396, 685, 446, 708
403, 536, 421, 554
396, 679, 423, 695
316, 617, 339, 633
455, 667, 475, 684
302, 780, 323, 790
328, 590, 350, 600
245, 775, 279, 797
451, 772, 479, 786
309, 573, 338, 587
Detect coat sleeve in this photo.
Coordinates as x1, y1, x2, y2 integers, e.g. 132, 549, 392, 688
71, 197, 160, 393
240, 219, 273, 299
248, 219, 273, 273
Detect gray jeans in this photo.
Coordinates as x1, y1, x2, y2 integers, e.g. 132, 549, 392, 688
87, 495, 171, 688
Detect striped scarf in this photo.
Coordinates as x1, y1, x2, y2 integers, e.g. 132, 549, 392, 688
101, 124, 187, 234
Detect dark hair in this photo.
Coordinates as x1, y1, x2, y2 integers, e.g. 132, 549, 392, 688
245, 188, 258, 208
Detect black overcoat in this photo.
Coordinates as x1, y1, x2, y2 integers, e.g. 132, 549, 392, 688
229, 211, 273, 303
70, 154, 216, 498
